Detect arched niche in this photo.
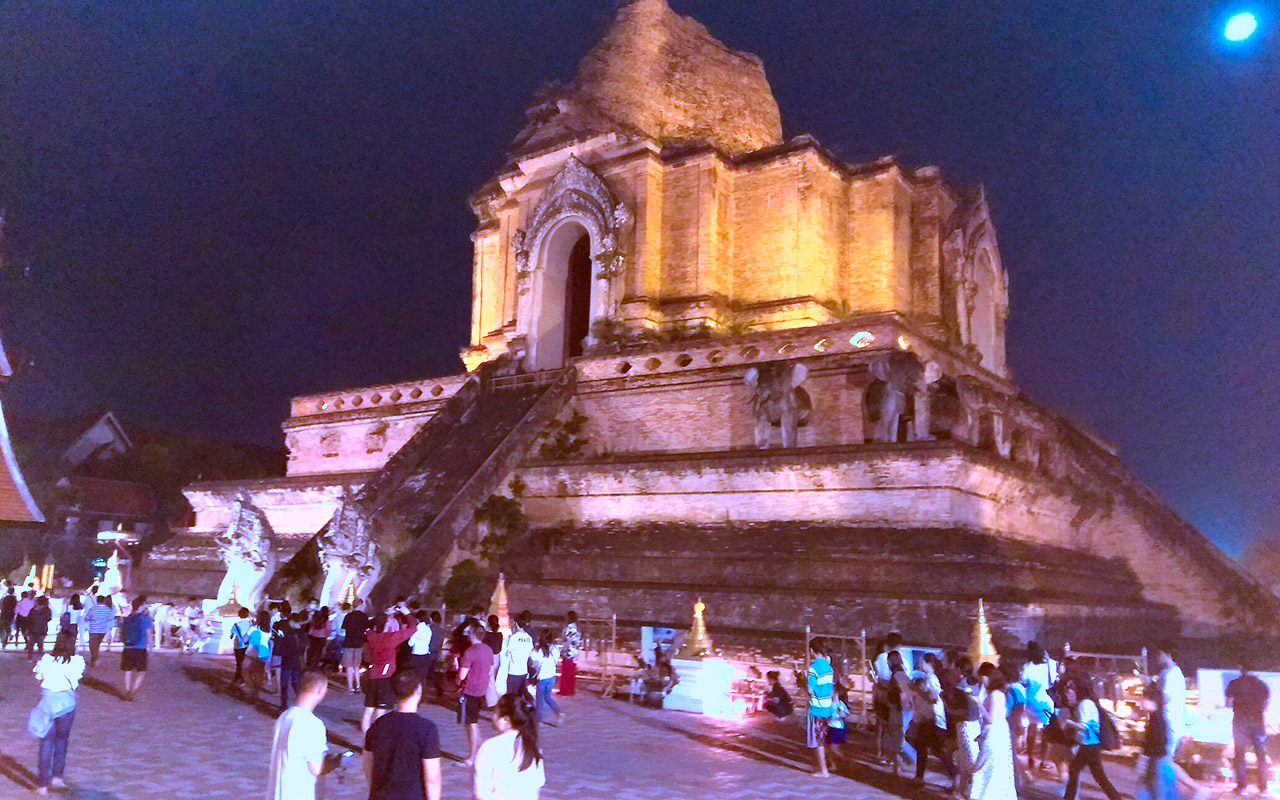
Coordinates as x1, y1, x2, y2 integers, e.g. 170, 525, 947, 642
970, 248, 1002, 373
515, 157, 630, 371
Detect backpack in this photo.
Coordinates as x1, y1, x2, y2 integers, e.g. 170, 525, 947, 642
121, 613, 144, 646
1098, 705, 1121, 750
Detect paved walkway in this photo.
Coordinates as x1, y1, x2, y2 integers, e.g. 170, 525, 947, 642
0, 648, 1165, 800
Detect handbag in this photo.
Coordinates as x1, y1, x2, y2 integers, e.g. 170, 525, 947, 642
484, 679, 500, 708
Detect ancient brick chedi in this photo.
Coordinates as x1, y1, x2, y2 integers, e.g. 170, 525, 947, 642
139, 0, 1274, 651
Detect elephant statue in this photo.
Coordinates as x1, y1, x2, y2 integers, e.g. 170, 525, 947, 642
744, 362, 809, 448
868, 351, 924, 443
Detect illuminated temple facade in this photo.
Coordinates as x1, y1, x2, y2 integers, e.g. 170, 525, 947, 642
140, 0, 1275, 650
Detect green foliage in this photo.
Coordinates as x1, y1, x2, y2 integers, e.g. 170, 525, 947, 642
442, 559, 486, 611
538, 410, 589, 461
474, 480, 530, 568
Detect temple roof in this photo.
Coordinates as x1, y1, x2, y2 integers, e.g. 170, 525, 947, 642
511, 0, 783, 158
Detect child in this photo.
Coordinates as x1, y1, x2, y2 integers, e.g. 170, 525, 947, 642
763, 670, 793, 718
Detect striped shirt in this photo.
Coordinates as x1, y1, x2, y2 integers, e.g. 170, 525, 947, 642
84, 604, 117, 635
807, 656, 835, 718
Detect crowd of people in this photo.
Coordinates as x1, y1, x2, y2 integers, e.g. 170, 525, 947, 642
9, 581, 1275, 800
789, 632, 1272, 800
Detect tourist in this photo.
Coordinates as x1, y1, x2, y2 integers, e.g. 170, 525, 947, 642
83, 595, 115, 667
364, 671, 443, 800
267, 670, 342, 800
1226, 659, 1270, 793
1000, 660, 1032, 790
60, 594, 83, 642
1137, 681, 1179, 800
245, 609, 273, 696
457, 621, 497, 767
362, 610, 415, 733
120, 597, 152, 700
475, 691, 546, 800
763, 670, 793, 719
883, 650, 914, 775
557, 611, 581, 697
909, 653, 955, 790
874, 631, 906, 682
530, 630, 563, 724
1151, 642, 1201, 797
484, 615, 504, 659
30, 630, 84, 795
950, 656, 982, 799
1020, 641, 1057, 771
1060, 675, 1123, 800
970, 663, 1017, 800
26, 595, 53, 661
499, 611, 535, 696
426, 610, 444, 698
806, 636, 836, 778
407, 609, 435, 694
228, 607, 253, 686
15, 589, 35, 648
341, 600, 369, 693
276, 611, 309, 712
1, 585, 16, 647
305, 606, 331, 669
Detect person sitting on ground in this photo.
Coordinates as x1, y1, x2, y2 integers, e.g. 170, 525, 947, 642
763, 670, 794, 719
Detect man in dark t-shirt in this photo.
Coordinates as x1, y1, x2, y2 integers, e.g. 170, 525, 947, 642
364, 671, 442, 800
342, 604, 370, 694
1226, 663, 1271, 793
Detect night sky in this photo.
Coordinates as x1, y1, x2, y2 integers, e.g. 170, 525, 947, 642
1, 1, 1276, 555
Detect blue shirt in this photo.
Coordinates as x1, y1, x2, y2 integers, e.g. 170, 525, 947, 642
807, 656, 834, 718
121, 612, 152, 649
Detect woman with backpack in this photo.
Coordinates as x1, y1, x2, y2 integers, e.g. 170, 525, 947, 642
1061, 675, 1123, 800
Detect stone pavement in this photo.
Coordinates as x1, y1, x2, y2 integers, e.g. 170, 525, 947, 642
0, 648, 1159, 800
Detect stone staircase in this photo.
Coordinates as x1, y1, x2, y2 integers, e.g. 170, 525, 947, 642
342, 365, 574, 604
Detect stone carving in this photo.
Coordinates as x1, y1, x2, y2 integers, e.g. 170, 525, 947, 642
517, 157, 631, 353
216, 493, 277, 610
317, 490, 381, 607
912, 361, 943, 442
868, 351, 924, 444
744, 362, 809, 448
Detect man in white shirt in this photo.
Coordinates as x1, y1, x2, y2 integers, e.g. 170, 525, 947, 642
267, 670, 339, 800
408, 610, 435, 694
499, 611, 535, 696
874, 631, 906, 682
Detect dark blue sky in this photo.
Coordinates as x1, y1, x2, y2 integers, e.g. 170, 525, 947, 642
1, 1, 1276, 555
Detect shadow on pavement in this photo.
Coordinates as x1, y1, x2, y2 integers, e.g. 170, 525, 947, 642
81, 675, 128, 701
0, 750, 38, 791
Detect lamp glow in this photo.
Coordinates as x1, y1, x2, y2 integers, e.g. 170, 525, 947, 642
1225, 12, 1258, 41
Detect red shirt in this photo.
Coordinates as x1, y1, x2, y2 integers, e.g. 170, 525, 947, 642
459, 642, 495, 698
365, 626, 414, 679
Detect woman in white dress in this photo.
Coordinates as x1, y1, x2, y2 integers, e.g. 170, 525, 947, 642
970, 662, 1018, 800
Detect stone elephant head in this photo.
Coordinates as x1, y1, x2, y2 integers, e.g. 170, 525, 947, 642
866, 351, 924, 443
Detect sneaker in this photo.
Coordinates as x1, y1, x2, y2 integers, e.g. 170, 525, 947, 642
49, 778, 67, 789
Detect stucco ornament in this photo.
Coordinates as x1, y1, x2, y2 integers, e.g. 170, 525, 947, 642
743, 362, 809, 448
868, 351, 925, 444
216, 493, 277, 610
516, 156, 631, 342
317, 490, 382, 607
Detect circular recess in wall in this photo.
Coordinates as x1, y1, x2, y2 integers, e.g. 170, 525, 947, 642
777, 343, 796, 355
617, 361, 632, 374
334, 398, 345, 408
319, 401, 330, 411
675, 353, 693, 367
409, 388, 423, 399
741, 346, 760, 359
370, 393, 382, 404
707, 350, 724, 364
644, 357, 662, 371
430, 385, 444, 397
389, 390, 402, 402
813, 338, 831, 352
851, 331, 875, 349
897, 335, 911, 351
351, 396, 364, 407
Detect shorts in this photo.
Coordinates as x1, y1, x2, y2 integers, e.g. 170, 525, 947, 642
121, 648, 148, 672
364, 677, 394, 709
342, 647, 363, 668
459, 694, 484, 725
806, 715, 830, 749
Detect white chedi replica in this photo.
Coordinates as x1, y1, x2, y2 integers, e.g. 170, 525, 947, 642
215, 494, 277, 611
317, 491, 381, 607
